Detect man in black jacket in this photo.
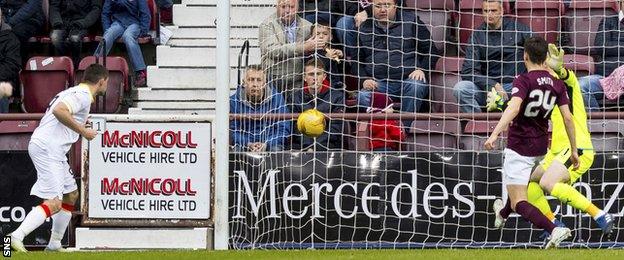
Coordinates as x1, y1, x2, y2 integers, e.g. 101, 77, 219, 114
453, 0, 532, 113
356, 0, 437, 114
0, 8, 20, 113
49, 0, 102, 67
292, 59, 345, 151
0, 0, 43, 43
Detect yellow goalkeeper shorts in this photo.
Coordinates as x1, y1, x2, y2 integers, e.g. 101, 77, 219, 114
540, 148, 595, 183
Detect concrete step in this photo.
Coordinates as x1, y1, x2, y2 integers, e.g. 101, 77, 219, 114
168, 38, 258, 47
147, 66, 240, 89
129, 107, 216, 115
156, 46, 261, 67
173, 5, 273, 27
135, 101, 216, 109
134, 88, 215, 101
183, 0, 274, 5
167, 38, 258, 47
171, 26, 258, 40
76, 228, 211, 249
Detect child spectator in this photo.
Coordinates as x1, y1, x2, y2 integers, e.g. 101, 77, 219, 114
305, 23, 344, 86
368, 92, 404, 151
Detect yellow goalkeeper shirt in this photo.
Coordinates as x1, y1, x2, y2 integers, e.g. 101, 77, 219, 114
550, 70, 593, 152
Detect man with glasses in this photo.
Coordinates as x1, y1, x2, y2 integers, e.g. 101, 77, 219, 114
454, 0, 533, 113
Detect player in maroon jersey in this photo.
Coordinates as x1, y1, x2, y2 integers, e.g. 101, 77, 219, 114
484, 36, 579, 249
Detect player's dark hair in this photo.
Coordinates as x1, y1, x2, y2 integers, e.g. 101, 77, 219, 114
304, 59, 326, 71
82, 64, 109, 84
524, 36, 548, 64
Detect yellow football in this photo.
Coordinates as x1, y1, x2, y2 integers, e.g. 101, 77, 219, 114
297, 109, 325, 138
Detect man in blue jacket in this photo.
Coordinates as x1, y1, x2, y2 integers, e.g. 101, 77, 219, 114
356, 0, 437, 115
453, 0, 533, 113
230, 65, 291, 152
95, 0, 150, 87
0, 0, 43, 43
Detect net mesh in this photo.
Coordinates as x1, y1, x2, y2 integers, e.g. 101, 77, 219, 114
228, 0, 624, 249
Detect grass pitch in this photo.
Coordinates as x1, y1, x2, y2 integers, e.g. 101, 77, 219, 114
7, 249, 624, 260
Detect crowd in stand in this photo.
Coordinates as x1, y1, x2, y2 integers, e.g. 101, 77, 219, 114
230, 0, 624, 152
0, 0, 174, 113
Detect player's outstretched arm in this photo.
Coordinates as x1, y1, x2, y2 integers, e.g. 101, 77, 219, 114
53, 102, 97, 140
484, 97, 522, 150
559, 104, 579, 169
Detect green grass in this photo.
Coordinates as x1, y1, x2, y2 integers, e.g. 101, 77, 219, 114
7, 249, 624, 260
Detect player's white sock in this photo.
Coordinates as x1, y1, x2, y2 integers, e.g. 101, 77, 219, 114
47, 209, 72, 249
12, 205, 50, 241
593, 210, 606, 221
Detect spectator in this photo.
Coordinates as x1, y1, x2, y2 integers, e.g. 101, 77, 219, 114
356, 0, 437, 115
49, 0, 102, 67
0, 0, 43, 44
299, 0, 332, 25
579, 64, 624, 112
96, 0, 151, 87
292, 59, 345, 151
333, 0, 403, 58
230, 65, 291, 152
453, 0, 532, 113
305, 23, 344, 85
594, 0, 624, 76
259, 0, 323, 98
366, 92, 404, 151
0, 8, 20, 113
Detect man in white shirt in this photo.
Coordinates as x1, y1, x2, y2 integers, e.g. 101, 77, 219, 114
10, 63, 109, 252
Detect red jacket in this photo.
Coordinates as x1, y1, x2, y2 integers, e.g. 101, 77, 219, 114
369, 119, 404, 150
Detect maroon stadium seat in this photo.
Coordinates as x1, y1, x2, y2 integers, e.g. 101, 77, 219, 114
20, 56, 75, 113
458, 0, 511, 49
0, 120, 39, 150
563, 54, 596, 77
514, 0, 564, 44
460, 120, 507, 151
352, 121, 371, 151
77, 56, 130, 114
430, 56, 464, 113
562, 0, 618, 55
404, 0, 456, 54
407, 119, 461, 150
587, 119, 624, 151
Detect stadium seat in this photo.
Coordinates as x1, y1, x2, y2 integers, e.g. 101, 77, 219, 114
562, 0, 618, 56
352, 121, 371, 151
458, 0, 511, 49
94, 0, 160, 44
587, 119, 624, 151
77, 56, 130, 114
407, 119, 461, 150
20, 56, 75, 113
460, 120, 506, 151
0, 120, 39, 151
563, 54, 596, 76
430, 56, 464, 113
404, 0, 456, 54
514, 0, 565, 44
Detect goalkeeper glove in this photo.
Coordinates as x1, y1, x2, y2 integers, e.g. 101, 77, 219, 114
486, 87, 506, 112
546, 43, 566, 77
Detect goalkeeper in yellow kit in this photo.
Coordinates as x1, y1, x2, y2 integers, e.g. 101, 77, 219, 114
489, 44, 615, 238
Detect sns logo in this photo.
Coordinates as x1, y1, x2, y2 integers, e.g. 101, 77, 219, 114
2, 235, 10, 258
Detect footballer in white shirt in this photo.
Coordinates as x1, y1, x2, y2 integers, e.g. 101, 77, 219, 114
10, 64, 109, 252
